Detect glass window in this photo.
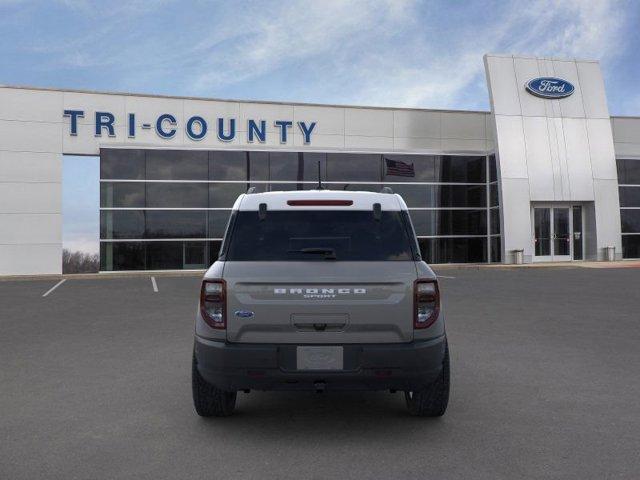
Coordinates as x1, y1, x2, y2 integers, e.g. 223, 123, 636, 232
225, 211, 416, 261
210, 151, 248, 180
269, 152, 327, 183
145, 150, 207, 180
269, 152, 300, 181
621, 210, 640, 233
100, 182, 145, 208
208, 210, 232, 238
489, 183, 499, 206
145, 211, 206, 238
146, 183, 208, 208
622, 235, 640, 259
619, 186, 640, 207
302, 153, 327, 182
100, 149, 145, 179
322, 183, 381, 193
490, 209, 501, 234
389, 184, 486, 208
146, 241, 183, 270
249, 152, 269, 181
209, 183, 247, 207
100, 211, 144, 239
490, 237, 501, 263
100, 242, 146, 270
489, 154, 497, 182
183, 241, 208, 268
387, 184, 429, 208
408, 210, 487, 236
269, 183, 300, 192
617, 159, 640, 185
326, 153, 381, 182
436, 156, 486, 183
383, 155, 435, 182
209, 240, 223, 264
248, 182, 268, 193
418, 237, 487, 263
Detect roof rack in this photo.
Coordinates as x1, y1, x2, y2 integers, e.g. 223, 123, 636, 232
380, 187, 394, 194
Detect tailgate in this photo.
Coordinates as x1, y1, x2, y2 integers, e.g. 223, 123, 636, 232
223, 261, 417, 344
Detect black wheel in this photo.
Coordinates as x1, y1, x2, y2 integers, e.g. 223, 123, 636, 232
405, 342, 450, 417
192, 354, 237, 417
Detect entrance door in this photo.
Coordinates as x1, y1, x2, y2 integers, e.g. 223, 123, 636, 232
534, 208, 552, 261
533, 206, 581, 262
552, 207, 571, 261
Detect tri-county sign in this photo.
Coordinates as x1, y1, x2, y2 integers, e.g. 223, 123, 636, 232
63, 110, 317, 144
525, 77, 575, 99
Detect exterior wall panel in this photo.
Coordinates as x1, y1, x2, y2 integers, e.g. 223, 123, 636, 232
0, 244, 61, 275
0, 151, 61, 182
0, 182, 61, 214
522, 116, 554, 200
0, 214, 61, 244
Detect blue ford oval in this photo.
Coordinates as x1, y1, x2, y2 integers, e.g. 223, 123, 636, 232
234, 310, 254, 318
526, 77, 575, 99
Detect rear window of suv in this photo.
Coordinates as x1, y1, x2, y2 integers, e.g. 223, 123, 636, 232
223, 210, 418, 261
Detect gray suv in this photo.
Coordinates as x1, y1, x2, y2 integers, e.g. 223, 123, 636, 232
192, 189, 449, 417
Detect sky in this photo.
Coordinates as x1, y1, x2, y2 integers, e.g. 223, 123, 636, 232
2, 0, 639, 254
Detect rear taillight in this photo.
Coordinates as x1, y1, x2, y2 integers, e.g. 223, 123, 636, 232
414, 279, 440, 329
200, 279, 226, 329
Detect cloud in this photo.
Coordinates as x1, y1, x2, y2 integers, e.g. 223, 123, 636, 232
180, 0, 630, 109
7, 0, 633, 112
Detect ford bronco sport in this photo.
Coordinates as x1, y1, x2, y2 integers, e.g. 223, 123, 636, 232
192, 189, 449, 417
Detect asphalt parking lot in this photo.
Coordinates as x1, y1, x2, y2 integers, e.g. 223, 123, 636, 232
1, 267, 640, 479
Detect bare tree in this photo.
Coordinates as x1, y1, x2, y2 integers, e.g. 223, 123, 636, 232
62, 249, 99, 274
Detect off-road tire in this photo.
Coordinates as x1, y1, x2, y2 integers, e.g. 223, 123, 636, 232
404, 342, 450, 417
192, 354, 237, 417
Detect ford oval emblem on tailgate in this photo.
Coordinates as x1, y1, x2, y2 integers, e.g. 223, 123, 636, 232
234, 310, 254, 318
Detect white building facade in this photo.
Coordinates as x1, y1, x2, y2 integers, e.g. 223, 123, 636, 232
1, 53, 639, 275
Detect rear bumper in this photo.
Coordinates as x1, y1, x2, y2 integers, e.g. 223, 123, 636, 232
193, 335, 447, 392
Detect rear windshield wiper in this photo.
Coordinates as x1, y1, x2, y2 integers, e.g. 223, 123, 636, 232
287, 247, 337, 260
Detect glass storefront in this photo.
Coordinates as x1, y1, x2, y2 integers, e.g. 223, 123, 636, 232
100, 149, 501, 270
617, 158, 640, 258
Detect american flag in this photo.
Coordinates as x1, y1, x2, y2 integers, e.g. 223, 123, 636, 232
385, 157, 415, 177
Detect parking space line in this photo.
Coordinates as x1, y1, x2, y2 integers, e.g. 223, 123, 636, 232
437, 275, 456, 279
151, 276, 158, 292
42, 279, 66, 297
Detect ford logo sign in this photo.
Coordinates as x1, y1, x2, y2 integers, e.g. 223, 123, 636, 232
234, 310, 254, 318
525, 77, 575, 99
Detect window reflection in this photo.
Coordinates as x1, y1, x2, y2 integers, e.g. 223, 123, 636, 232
409, 210, 486, 236
326, 153, 381, 182
100, 183, 145, 208
99, 149, 501, 269
210, 151, 248, 180
418, 237, 488, 263
100, 210, 145, 239
209, 183, 247, 207
146, 183, 208, 208
208, 210, 232, 238
146, 150, 208, 180
100, 149, 145, 179
146, 211, 206, 238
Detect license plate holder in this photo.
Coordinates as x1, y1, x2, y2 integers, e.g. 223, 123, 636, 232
296, 346, 343, 370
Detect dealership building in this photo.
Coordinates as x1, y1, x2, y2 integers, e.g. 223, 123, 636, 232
1, 53, 640, 275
